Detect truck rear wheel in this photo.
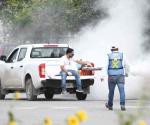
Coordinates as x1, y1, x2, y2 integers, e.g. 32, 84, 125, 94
44, 89, 54, 100
0, 83, 5, 100
76, 92, 87, 100
25, 78, 37, 101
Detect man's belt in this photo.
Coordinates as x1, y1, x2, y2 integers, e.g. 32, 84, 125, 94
108, 67, 123, 70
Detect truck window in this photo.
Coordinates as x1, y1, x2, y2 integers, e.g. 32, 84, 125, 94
6, 48, 19, 63
17, 48, 27, 61
30, 47, 67, 58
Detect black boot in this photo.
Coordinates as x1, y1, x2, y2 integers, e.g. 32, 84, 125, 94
121, 105, 126, 111
105, 103, 113, 110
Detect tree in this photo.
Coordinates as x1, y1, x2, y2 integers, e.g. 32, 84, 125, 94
0, 0, 107, 43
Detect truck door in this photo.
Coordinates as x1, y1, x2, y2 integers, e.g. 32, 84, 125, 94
3, 48, 19, 88
13, 48, 27, 88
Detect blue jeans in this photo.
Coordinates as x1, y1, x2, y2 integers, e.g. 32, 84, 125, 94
60, 70, 82, 90
108, 75, 125, 107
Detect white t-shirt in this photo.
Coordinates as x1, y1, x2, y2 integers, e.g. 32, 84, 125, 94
60, 55, 78, 71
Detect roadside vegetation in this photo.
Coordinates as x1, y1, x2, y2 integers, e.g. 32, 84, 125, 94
0, 0, 107, 43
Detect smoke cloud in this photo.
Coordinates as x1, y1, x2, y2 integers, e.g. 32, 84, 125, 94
1, 0, 150, 100
70, 0, 150, 99
0, 21, 3, 43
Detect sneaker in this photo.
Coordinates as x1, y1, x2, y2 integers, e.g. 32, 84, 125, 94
105, 103, 113, 110
121, 105, 126, 111
76, 89, 84, 93
61, 90, 67, 94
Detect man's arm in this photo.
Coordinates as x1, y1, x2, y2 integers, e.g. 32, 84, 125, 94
60, 58, 68, 74
60, 65, 68, 74
75, 59, 92, 66
60, 65, 72, 76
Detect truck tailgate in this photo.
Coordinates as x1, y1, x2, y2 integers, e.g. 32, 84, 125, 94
45, 60, 61, 77
47, 75, 95, 80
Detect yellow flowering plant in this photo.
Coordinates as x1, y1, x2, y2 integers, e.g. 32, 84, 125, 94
43, 117, 53, 125
76, 111, 88, 122
67, 115, 80, 125
138, 120, 147, 125
8, 121, 17, 125
117, 85, 149, 125
14, 91, 21, 100
8, 112, 17, 125
67, 110, 88, 125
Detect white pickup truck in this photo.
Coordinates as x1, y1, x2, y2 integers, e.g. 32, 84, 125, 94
0, 44, 95, 101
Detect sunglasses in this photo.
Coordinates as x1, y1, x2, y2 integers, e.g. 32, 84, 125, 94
69, 53, 74, 58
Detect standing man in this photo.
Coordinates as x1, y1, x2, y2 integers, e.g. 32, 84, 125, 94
105, 46, 129, 111
60, 48, 92, 94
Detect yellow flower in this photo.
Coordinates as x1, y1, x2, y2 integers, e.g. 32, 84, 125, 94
44, 117, 52, 125
8, 121, 17, 125
76, 111, 88, 122
138, 120, 147, 125
67, 115, 79, 125
14, 91, 21, 100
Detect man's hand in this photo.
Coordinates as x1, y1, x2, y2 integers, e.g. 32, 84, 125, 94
86, 62, 93, 67
101, 78, 104, 82
67, 72, 72, 76
125, 73, 128, 77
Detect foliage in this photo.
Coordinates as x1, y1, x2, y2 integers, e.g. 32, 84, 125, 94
0, 0, 106, 43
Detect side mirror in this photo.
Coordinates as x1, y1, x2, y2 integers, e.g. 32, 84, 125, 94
0, 55, 7, 61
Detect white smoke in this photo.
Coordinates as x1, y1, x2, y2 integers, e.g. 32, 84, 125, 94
71, 0, 150, 99
0, 21, 4, 43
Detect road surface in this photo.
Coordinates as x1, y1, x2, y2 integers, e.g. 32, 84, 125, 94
0, 94, 150, 125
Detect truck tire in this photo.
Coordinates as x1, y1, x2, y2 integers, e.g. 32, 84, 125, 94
44, 89, 54, 100
76, 92, 87, 100
25, 78, 37, 101
0, 83, 5, 100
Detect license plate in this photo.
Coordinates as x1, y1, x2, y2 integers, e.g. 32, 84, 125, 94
66, 83, 74, 88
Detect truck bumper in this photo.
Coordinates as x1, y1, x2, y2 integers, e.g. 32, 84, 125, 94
41, 79, 94, 89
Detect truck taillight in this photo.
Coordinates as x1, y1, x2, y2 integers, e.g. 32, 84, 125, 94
39, 63, 45, 78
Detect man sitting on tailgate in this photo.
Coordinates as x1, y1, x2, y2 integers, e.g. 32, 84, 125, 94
60, 48, 92, 94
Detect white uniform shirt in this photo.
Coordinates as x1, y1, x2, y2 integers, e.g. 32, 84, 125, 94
60, 55, 78, 71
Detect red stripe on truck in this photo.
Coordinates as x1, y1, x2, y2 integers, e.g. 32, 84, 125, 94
43, 45, 58, 48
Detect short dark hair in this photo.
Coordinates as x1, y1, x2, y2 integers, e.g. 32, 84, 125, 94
66, 48, 74, 54
111, 46, 118, 51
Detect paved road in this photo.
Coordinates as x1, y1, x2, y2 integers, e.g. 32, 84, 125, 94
0, 94, 150, 125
